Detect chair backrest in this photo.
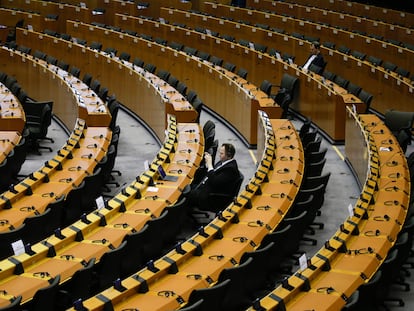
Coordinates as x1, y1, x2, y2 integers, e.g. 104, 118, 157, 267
176, 81, 187, 96
236, 68, 248, 79
157, 69, 170, 82
63, 258, 96, 302
0, 224, 26, 261
351, 50, 366, 60
346, 82, 362, 96
0, 295, 21, 311
223, 62, 236, 72
119, 51, 130, 61
121, 224, 149, 277
280, 73, 299, 104
203, 120, 216, 151
384, 110, 414, 133
334, 75, 349, 89
96, 241, 127, 291
133, 57, 144, 68
143, 63, 156, 73
259, 80, 272, 96
210, 55, 223, 66
187, 279, 231, 311
31, 275, 61, 311
218, 257, 254, 310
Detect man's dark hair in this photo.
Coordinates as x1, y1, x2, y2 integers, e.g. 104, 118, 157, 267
312, 41, 321, 49
222, 143, 235, 158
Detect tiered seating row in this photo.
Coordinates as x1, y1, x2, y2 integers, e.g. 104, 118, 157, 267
277, 0, 414, 29
0, 115, 203, 308
244, 0, 414, 48
16, 26, 277, 146
161, 5, 413, 116
249, 108, 410, 310
200, 2, 414, 82
75, 113, 303, 310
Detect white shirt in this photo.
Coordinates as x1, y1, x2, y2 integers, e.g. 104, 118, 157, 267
303, 55, 316, 70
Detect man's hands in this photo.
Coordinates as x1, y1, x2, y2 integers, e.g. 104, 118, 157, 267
204, 152, 213, 171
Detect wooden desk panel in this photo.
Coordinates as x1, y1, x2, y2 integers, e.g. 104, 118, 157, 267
61, 22, 280, 145
245, 0, 414, 48
160, 7, 413, 115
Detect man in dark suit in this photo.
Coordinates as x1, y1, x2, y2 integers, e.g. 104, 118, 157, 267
303, 41, 325, 72
187, 143, 240, 212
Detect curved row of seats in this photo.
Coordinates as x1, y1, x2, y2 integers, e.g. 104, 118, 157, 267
0, 1, 410, 310
158, 5, 412, 115
245, 0, 414, 50
0, 113, 203, 309
249, 109, 410, 310
71, 112, 300, 310
273, 0, 414, 29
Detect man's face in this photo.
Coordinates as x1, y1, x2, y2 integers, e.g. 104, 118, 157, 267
310, 44, 317, 55
218, 146, 227, 162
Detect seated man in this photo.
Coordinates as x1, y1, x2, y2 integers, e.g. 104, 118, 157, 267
187, 143, 240, 213
302, 41, 325, 71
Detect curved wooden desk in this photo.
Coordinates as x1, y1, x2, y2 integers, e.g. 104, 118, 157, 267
249, 108, 410, 310
160, 6, 413, 115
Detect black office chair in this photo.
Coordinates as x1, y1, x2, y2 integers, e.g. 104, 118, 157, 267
143, 63, 156, 73
366, 55, 382, 67
254, 43, 267, 53
57, 258, 96, 310
346, 82, 362, 96
133, 57, 144, 68
186, 279, 231, 311
382, 61, 397, 73
334, 75, 350, 89
82, 73, 93, 86
121, 224, 149, 277
154, 37, 167, 45
358, 89, 374, 113
69, 66, 81, 78
103, 47, 117, 56
308, 63, 323, 75
384, 110, 414, 153
186, 90, 198, 104
337, 45, 351, 55
22, 208, 53, 245
0, 224, 26, 261
192, 97, 203, 123
92, 241, 127, 293
203, 170, 244, 213
236, 68, 248, 79
351, 50, 366, 60
218, 257, 255, 310
183, 46, 198, 56
168, 41, 183, 51
259, 80, 273, 96
157, 69, 170, 82
210, 55, 223, 66
33, 50, 47, 60
176, 81, 187, 96
167, 75, 179, 88
24, 101, 54, 154
273, 73, 299, 118
63, 180, 86, 226
223, 62, 236, 72
395, 67, 410, 78
45, 55, 58, 65
119, 51, 130, 62
56, 60, 69, 71
90, 79, 101, 93
24, 275, 61, 311
0, 295, 21, 311
196, 50, 210, 61
322, 70, 336, 82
